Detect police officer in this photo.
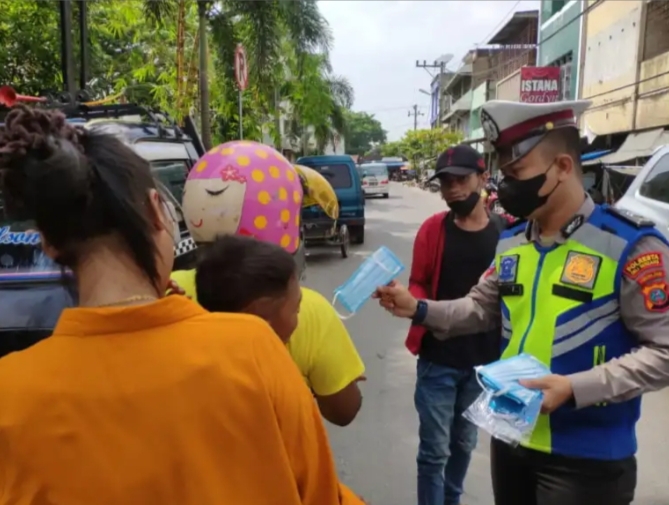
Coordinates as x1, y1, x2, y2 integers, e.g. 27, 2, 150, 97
376, 99, 669, 505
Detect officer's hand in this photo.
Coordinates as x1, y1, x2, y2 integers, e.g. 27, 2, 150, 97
520, 374, 574, 414
373, 281, 418, 318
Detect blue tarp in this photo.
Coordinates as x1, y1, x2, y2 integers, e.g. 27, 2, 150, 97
581, 150, 611, 162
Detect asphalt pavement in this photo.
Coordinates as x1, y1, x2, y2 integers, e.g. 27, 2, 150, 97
302, 182, 669, 505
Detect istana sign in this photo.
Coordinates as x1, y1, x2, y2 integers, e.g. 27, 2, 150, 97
520, 67, 561, 103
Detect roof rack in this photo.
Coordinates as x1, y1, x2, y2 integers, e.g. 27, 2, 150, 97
0, 88, 206, 158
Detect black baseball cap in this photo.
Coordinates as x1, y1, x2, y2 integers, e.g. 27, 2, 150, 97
429, 144, 487, 180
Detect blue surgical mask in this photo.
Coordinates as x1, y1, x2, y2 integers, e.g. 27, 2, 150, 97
477, 353, 551, 406
332, 246, 404, 319
463, 354, 550, 445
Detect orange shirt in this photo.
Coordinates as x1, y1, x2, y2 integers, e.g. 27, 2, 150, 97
0, 296, 363, 505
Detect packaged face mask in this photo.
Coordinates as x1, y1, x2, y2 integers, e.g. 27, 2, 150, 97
463, 353, 550, 446
332, 246, 404, 319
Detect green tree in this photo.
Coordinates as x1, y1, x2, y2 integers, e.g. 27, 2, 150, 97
344, 110, 387, 156
401, 128, 462, 173
380, 141, 404, 158
281, 50, 354, 155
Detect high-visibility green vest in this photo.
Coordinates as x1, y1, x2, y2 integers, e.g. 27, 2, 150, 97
494, 205, 663, 460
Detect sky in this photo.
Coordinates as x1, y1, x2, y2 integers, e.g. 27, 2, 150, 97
319, 0, 540, 141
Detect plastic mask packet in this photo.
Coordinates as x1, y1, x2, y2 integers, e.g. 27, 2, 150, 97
463, 354, 550, 445
332, 246, 404, 319
478, 353, 551, 406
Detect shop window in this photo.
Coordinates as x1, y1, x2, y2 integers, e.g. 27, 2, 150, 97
542, 0, 567, 22
643, 0, 669, 61
551, 52, 573, 101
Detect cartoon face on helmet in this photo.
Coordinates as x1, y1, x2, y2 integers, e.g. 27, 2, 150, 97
182, 140, 303, 253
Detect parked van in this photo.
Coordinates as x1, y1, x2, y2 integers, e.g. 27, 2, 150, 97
296, 155, 366, 244
359, 162, 390, 198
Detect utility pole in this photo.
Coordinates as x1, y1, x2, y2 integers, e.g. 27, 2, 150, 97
415, 60, 445, 75
59, 0, 76, 100
408, 105, 425, 131
415, 59, 449, 128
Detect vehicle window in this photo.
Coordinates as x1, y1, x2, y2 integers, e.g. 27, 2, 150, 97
151, 160, 189, 203
639, 154, 669, 204
303, 164, 352, 189
363, 165, 388, 176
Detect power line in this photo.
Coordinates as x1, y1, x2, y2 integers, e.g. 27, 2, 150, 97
477, 0, 522, 47
465, 0, 604, 81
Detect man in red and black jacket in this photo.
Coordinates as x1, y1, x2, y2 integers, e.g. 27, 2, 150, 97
409, 144, 508, 505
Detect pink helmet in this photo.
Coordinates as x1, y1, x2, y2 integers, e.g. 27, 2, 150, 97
182, 140, 303, 253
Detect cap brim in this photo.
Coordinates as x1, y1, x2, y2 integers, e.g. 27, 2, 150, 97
429, 166, 476, 180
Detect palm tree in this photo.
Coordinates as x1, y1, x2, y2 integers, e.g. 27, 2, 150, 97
144, 0, 332, 148
281, 50, 354, 155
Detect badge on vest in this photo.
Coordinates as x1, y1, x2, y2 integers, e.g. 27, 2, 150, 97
560, 251, 602, 290
498, 255, 519, 284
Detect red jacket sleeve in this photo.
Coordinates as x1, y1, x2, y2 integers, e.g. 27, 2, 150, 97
408, 219, 432, 300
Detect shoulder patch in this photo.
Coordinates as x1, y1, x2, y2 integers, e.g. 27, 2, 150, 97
640, 280, 669, 313
623, 251, 664, 279
606, 207, 655, 228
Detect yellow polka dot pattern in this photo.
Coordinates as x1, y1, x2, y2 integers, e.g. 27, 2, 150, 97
269, 165, 280, 178
221, 147, 234, 155
252, 170, 265, 182
280, 234, 291, 248
258, 191, 271, 205
255, 149, 269, 159
278, 187, 287, 201
293, 190, 301, 204
237, 155, 251, 167
254, 215, 267, 230
286, 169, 295, 182
195, 160, 208, 172
280, 209, 290, 223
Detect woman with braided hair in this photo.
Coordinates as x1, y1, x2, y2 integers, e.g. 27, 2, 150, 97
0, 106, 363, 505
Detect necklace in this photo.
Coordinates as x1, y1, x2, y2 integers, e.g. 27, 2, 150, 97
95, 295, 158, 308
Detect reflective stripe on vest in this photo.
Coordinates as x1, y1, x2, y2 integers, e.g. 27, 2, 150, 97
496, 224, 620, 454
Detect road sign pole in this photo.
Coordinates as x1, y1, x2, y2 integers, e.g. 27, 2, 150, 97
238, 89, 243, 140
234, 43, 249, 141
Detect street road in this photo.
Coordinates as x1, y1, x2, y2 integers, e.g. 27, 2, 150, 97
303, 182, 669, 505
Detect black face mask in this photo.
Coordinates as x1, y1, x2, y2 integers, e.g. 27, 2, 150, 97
498, 162, 559, 219
447, 191, 480, 217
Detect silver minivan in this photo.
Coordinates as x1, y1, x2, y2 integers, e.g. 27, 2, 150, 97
616, 145, 669, 239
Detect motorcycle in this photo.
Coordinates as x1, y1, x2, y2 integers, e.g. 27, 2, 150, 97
484, 181, 503, 214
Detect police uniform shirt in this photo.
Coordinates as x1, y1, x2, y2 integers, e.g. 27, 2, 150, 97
421, 195, 669, 409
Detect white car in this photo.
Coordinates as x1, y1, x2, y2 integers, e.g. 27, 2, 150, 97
359, 162, 390, 198
616, 145, 669, 239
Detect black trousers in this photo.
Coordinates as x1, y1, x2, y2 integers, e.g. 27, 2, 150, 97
490, 438, 636, 505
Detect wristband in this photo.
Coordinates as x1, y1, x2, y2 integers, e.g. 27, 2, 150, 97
412, 300, 428, 324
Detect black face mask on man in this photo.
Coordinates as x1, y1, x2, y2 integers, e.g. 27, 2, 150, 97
447, 191, 481, 217
498, 161, 560, 219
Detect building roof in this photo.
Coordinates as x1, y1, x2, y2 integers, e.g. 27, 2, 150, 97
443, 63, 472, 93
488, 10, 539, 45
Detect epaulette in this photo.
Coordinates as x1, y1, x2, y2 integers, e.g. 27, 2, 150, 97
605, 206, 655, 228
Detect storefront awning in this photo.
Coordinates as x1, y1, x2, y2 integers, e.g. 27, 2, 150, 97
584, 128, 665, 166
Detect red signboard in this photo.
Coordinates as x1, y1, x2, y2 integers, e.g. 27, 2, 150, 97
519, 66, 561, 103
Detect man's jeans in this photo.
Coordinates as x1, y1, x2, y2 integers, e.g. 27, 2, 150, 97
415, 358, 481, 505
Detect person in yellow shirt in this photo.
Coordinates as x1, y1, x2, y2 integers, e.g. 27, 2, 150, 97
172, 237, 365, 426
0, 106, 363, 505
171, 139, 366, 426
